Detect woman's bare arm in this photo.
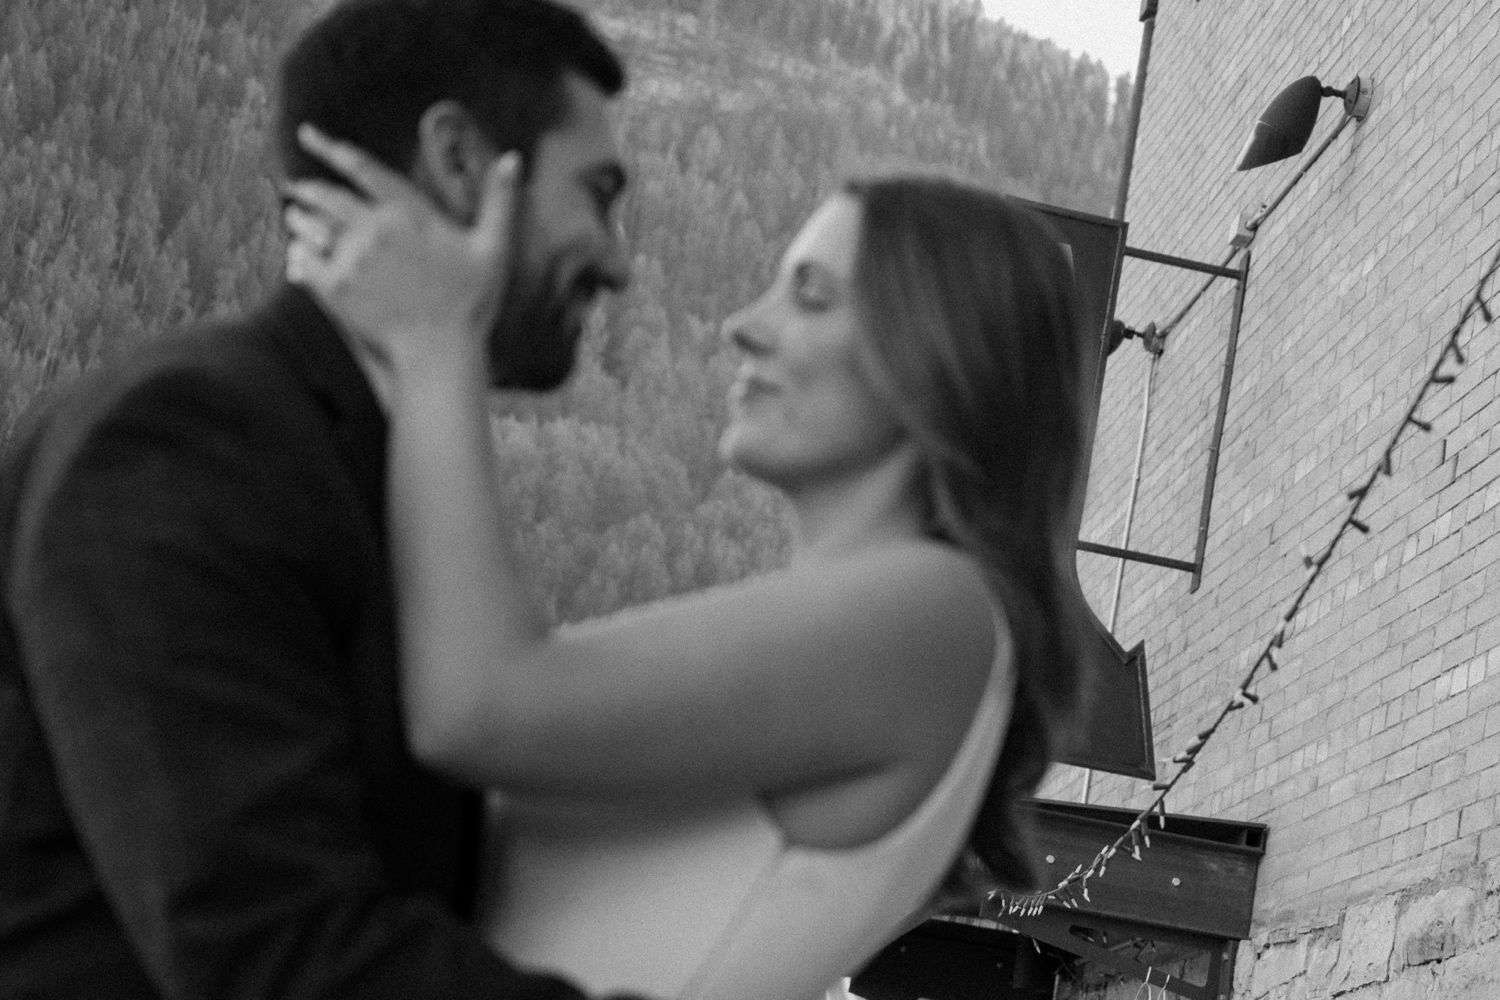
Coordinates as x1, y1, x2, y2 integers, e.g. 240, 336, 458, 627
384, 355, 1000, 797
286, 127, 1004, 800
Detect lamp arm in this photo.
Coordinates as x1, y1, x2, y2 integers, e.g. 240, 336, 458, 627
1247, 111, 1354, 230
1161, 104, 1356, 335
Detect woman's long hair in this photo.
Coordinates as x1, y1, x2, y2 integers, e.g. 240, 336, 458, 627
843, 175, 1093, 895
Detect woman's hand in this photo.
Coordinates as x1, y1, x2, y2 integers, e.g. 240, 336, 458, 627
283, 124, 520, 384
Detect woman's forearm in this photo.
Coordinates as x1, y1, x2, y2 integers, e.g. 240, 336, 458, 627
384, 341, 547, 772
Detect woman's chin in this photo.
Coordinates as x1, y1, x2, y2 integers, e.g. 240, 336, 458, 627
718, 428, 775, 484
717, 426, 746, 470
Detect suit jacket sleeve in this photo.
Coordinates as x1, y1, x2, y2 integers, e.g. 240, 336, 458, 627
8, 366, 588, 1000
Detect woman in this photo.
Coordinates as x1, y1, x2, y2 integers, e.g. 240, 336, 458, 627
284, 129, 1091, 1000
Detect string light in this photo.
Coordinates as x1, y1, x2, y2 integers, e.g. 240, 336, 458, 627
988, 240, 1500, 918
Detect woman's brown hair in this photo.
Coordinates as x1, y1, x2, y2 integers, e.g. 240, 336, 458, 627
843, 175, 1094, 896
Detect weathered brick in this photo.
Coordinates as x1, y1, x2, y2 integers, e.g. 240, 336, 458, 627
1062, 0, 1500, 995
1396, 887, 1479, 967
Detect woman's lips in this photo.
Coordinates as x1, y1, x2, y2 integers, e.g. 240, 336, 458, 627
730, 372, 780, 405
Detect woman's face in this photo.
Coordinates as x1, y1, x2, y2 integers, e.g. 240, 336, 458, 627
718, 195, 907, 489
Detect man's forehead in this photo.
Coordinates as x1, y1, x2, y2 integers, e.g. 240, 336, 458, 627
542, 72, 620, 164
561, 72, 614, 129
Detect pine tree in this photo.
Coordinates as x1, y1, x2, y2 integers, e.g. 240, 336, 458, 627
4, 0, 1128, 618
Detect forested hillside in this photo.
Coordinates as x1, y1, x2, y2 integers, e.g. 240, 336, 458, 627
1, 0, 1130, 621
606, 0, 1130, 211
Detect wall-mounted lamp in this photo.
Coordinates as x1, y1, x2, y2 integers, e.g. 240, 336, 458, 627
1229, 74, 1376, 250
1235, 75, 1373, 170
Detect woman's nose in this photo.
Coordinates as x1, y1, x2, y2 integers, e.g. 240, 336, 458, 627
722, 304, 774, 356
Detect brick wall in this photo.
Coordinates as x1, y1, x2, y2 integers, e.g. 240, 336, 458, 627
1048, 0, 1500, 995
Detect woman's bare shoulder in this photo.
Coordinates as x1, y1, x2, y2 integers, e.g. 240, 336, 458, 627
449, 537, 1007, 796
814, 538, 1001, 659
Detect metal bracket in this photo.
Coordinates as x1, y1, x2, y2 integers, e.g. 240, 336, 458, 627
1106, 321, 1164, 357
1077, 539, 1193, 573
1139, 321, 1167, 356
1190, 252, 1252, 592
1004, 908, 1237, 1000
1124, 246, 1241, 279
1092, 246, 1254, 588
1337, 74, 1373, 120
1230, 208, 1260, 249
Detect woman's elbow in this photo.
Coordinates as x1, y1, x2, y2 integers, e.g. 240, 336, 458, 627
404, 698, 487, 782
404, 695, 538, 788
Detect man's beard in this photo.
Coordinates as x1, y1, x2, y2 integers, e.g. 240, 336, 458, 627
487, 297, 576, 391
487, 270, 597, 391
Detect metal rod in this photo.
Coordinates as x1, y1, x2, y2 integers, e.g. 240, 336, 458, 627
1107, 352, 1164, 632
1247, 113, 1353, 229
1078, 540, 1198, 573
1158, 112, 1353, 337
1124, 245, 1242, 278
1083, 448, 1187, 809
1111, 4, 1155, 221
1160, 249, 1240, 335
1190, 252, 1252, 593
1084, 0, 1157, 809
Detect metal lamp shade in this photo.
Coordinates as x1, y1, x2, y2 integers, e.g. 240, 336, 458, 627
1235, 75, 1325, 170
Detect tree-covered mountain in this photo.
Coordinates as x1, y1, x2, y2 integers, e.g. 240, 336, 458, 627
1, 0, 1130, 620
608, 0, 1131, 211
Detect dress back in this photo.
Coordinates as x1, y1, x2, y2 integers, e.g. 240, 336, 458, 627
482, 634, 1014, 1000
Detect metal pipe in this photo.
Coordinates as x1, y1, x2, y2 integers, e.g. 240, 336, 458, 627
1158, 112, 1353, 337
1111, 0, 1157, 221
1247, 113, 1353, 229
1107, 352, 1164, 629
1190, 252, 1253, 593
1083, 354, 1160, 804
1083, 0, 1156, 809
1160, 248, 1240, 336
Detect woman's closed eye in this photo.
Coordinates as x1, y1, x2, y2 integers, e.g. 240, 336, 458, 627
791, 261, 837, 312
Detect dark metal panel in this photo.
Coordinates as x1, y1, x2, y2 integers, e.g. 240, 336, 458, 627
1054, 636, 1155, 779
1011, 199, 1157, 781
851, 920, 1057, 1000
1004, 908, 1237, 1000
1019, 799, 1267, 941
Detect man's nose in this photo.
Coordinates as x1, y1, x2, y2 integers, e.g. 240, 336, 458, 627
598, 218, 630, 291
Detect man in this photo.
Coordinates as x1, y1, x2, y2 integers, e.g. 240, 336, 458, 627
0, 0, 629, 996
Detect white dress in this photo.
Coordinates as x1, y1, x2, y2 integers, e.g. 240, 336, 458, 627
479, 640, 1014, 1000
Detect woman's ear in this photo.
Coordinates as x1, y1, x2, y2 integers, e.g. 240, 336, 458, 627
412, 100, 495, 225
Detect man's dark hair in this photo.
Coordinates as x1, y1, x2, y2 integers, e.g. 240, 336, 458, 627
277, 0, 625, 183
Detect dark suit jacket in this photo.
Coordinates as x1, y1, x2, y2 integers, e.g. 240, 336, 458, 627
0, 287, 584, 999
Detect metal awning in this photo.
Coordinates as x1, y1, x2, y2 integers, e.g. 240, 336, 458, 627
853, 799, 1267, 1000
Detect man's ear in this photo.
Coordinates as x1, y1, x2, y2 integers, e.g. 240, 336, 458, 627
412, 100, 498, 225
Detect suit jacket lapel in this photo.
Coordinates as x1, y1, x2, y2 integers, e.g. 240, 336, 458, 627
253, 286, 485, 911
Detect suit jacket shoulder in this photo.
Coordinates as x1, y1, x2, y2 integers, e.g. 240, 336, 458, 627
0, 287, 537, 1000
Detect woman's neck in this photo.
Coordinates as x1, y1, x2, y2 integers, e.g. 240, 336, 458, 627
785, 447, 927, 562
